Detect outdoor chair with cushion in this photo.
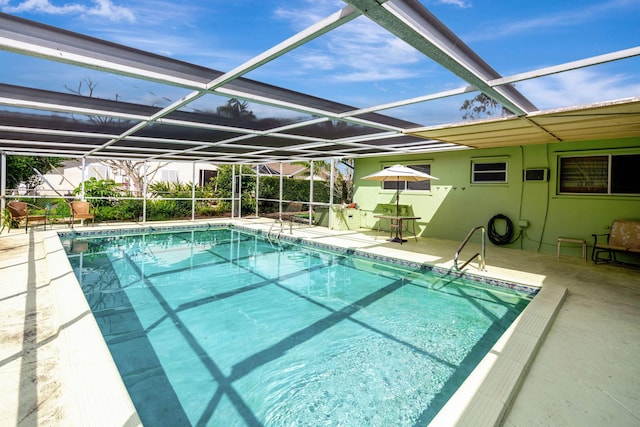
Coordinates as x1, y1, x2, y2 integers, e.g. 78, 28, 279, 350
281, 202, 304, 220
592, 219, 640, 264
69, 200, 95, 228
265, 202, 311, 235
281, 202, 312, 232
6, 201, 47, 233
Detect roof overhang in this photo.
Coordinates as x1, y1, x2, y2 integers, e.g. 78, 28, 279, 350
406, 97, 640, 148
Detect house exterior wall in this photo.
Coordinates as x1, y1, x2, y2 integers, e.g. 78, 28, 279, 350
38, 160, 218, 196
354, 137, 640, 256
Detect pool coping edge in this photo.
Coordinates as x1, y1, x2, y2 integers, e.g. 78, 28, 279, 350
44, 230, 142, 427
428, 285, 567, 426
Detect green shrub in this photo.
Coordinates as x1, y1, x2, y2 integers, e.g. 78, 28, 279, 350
147, 199, 192, 220
73, 178, 121, 207
53, 201, 70, 218
95, 206, 119, 221
116, 199, 143, 221
196, 205, 218, 217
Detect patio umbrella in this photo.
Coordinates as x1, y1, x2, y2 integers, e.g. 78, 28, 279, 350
362, 164, 438, 242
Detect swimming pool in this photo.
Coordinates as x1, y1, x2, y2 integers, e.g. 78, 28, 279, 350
62, 226, 535, 426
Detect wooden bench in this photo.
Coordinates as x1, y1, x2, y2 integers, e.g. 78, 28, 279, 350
592, 220, 640, 264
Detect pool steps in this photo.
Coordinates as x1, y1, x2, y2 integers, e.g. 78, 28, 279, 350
429, 285, 567, 426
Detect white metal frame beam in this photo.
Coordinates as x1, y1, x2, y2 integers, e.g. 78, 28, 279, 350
343, 0, 538, 116
1, 1, 638, 164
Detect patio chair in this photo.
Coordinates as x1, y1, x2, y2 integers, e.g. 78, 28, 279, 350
281, 202, 312, 232
69, 200, 95, 228
267, 202, 310, 235
6, 201, 47, 233
281, 202, 304, 219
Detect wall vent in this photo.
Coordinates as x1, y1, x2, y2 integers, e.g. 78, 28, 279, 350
524, 168, 549, 182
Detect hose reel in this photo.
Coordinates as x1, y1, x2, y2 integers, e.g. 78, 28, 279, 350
487, 214, 515, 245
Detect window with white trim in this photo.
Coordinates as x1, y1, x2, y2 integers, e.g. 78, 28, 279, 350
559, 154, 640, 195
382, 164, 432, 191
161, 169, 178, 182
472, 161, 507, 183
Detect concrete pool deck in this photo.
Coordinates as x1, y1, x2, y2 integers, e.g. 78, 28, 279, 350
1, 218, 639, 426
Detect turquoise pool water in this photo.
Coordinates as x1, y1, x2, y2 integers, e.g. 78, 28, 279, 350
62, 227, 534, 426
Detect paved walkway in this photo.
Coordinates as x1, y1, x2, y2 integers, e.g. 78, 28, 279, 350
0, 229, 64, 425
1, 220, 639, 426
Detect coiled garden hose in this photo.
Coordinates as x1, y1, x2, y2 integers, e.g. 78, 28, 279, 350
488, 214, 515, 245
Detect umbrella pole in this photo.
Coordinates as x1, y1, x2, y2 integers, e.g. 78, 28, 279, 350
386, 180, 406, 243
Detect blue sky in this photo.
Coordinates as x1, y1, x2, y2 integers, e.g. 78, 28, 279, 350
1, 0, 639, 126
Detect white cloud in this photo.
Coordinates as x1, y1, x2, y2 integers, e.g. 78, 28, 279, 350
436, 0, 472, 8
330, 67, 422, 83
2, 0, 135, 23
273, 9, 426, 84
294, 52, 336, 71
274, 0, 344, 30
519, 68, 640, 109
4, 0, 84, 15
86, 0, 134, 22
111, 0, 201, 27
466, 0, 639, 42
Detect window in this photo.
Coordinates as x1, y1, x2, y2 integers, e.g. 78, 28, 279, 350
611, 155, 640, 194
382, 164, 432, 191
161, 169, 178, 182
472, 161, 507, 183
199, 169, 217, 186
559, 154, 640, 195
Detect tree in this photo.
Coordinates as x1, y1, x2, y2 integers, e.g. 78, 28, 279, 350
101, 159, 167, 195
210, 164, 256, 214
291, 160, 332, 179
212, 164, 255, 196
72, 177, 120, 207
66, 78, 166, 193
335, 159, 354, 204
65, 77, 123, 126
290, 159, 353, 204
216, 98, 256, 120
460, 93, 511, 120
65, 77, 99, 98
5, 156, 65, 192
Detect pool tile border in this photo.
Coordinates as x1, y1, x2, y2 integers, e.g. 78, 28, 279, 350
59, 222, 539, 297
253, 229, 539, 296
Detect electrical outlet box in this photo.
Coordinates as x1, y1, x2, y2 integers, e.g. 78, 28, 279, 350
518, 220, 529, 228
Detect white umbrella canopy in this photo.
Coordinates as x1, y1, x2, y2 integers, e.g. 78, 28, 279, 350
361, 164, 438, 183
363, 164, 439, 242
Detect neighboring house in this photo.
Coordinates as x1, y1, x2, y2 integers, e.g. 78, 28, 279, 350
262, 162, 330, 181
35, 160, 325, 197
37, 159, 218, 196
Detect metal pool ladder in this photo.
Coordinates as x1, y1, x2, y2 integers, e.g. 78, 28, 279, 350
454, 226, 487, 271
269, 218, 284, 237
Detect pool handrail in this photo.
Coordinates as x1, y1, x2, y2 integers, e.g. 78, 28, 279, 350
454, 225, 487, 271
